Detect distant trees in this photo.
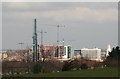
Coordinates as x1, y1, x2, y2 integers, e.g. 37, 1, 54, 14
104, 46, 120, 67
62, 59, 96, 71
80, 64, 88, 69
32, 60, 63, 74
32, 62, 42, 74
62, 59, 81, 71
107, 46, 120, 60
62, 60, 71, 71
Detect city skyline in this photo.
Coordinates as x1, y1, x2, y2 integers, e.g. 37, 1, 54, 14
2, 2, 118, 50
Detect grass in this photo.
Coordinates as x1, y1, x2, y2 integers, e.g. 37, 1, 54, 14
3, 67, 118, 77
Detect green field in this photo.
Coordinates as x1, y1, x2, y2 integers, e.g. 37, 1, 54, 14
11, 67, 118, 77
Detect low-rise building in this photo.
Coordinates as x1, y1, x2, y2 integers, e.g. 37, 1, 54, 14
29, 45, 74, 61
81, 48, 102, 61
0, 51, 7, 61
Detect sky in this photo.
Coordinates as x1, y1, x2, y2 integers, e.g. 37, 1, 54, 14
0, 2, 2, 51
2, 2, 118, 50
1, 0, 119, 2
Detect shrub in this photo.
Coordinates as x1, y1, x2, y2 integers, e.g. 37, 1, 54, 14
62, 61, 70, 71
80, 64, 88, 69
32, 62, 42, 74
62, 59, 80, 71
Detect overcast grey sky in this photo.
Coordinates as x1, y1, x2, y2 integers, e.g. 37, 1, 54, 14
2, 2, 118, 50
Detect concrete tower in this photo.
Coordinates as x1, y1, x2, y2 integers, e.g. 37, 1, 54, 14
33, 17, 37, 62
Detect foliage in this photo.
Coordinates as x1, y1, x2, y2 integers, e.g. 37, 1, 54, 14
32, 60, 63, 74
105, 46, 120, 67
62, 59, 80, 71
32, 62, 42, 74
107, 46, 120, 60
80, 64, 88, 69
41, 60, 61, 73
62, 61, 70, 71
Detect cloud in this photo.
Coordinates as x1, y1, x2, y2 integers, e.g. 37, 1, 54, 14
3, 4, 117, 23
2, 0, 119, 2
2, 2, 118, 49
2, 0, 47, 2
2, 2, 30, 12
3, 2, 117, 23
39, 7, 117, 23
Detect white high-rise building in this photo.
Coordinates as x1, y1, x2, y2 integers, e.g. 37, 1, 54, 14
81, 48, 102, 61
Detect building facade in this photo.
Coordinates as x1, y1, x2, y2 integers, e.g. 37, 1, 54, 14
59, 45, 74, 59
81, 48, 102, 61
29, 45, 74, 61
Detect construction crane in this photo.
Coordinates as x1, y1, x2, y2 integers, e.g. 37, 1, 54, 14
38, 29, 47, 46
39, 24, 65, 58
56, 25, 65, 46
38, 24, 65, 46
38, 29, 47, 62
37, 23, 65, 58
56, 25, 65, 58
